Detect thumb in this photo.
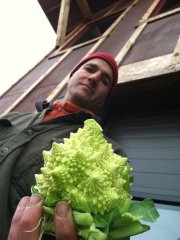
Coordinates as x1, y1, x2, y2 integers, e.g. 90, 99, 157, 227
54, 201, 77, 240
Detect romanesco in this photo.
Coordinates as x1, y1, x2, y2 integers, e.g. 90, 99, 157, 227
32, 119, 159, 240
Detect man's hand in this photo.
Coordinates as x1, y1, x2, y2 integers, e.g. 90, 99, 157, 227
8, 195, 77, 240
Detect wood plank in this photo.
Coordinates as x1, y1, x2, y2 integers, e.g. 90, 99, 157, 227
118, 54, 175, 83
93, 1, 125, 19
115, 0, 162, 65
139, 6, 180, 25
45, 3, 60, 14
115, 22, 147, 65
76, 0, 93, 20
1, 50, 72, 116
140, 0, 162, 22
46, 75, 69, 103
50, 36, 108, 58
102, 1, 124, 17
52, 24, 85, 56
56, 0, 71, 47
172, 36, 180, 66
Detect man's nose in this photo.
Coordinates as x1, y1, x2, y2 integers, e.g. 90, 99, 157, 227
88, 71, 101, 82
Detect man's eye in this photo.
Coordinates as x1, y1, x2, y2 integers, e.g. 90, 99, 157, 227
101, 76, 110, 87
85, 66, 94, 72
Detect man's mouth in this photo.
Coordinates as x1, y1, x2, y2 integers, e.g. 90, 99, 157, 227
80, 83, 93, 92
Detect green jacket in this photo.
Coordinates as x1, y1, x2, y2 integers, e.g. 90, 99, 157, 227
0, 110, 125, 240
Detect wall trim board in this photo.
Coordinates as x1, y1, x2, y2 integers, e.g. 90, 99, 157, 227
118, 53, 180, 83
139, 6, 180, 25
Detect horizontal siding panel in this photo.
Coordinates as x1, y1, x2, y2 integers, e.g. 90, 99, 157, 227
132, 186, 180, 198
110, 114, 180, 128
132, 187, 180, 202
119, 136, 180, 148
130, 159, 180, 174
116, 126, 180, 138
125, 147, 180, 159
132, 172, 180, 201
133, 172, 180, 190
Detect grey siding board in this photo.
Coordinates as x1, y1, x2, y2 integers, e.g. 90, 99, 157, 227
118, 136, 180, 147
131, 159, 180, 174
105, 111, 180, 203
122, 146, 180, 159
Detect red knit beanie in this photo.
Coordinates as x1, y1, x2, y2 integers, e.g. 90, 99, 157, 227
70, 52, 118, 101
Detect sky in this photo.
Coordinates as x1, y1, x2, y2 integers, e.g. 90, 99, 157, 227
0, 0, 56, 96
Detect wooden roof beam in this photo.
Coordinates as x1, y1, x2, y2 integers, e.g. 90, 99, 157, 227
56, 0, 71, 48
45, 4, 60, 14
76, 0, 93, 21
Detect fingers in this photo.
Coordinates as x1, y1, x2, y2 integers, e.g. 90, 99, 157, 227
54, 201, 77, 240
8, 197, 78, 240
8, 195, 43, 240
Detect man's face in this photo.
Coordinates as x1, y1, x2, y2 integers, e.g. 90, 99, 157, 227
64, 58, 113, 113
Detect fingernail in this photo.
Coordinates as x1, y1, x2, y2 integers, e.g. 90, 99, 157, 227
27, 195, 42, 207
56, 202, 69, 217
18, 196, 30, 208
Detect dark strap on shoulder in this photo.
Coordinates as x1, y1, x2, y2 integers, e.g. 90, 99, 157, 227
35, 100, 50, 112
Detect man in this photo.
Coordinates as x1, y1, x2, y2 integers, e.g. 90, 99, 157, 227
0, 52, 124, 240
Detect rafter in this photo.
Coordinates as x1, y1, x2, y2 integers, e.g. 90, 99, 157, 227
76, 0, 93, 20
56, 0, 71, 47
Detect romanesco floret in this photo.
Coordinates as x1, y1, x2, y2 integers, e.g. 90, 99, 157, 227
35, 119, 131, 215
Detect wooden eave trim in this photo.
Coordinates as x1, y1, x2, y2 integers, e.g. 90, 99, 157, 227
118, 53, 180, 83
65, 24, 84, 40
138, 6, 180, 25
56, 0, 71, 47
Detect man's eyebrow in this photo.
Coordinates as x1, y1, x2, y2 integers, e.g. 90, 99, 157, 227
84, 63, 97, 68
